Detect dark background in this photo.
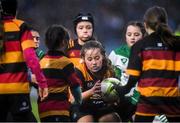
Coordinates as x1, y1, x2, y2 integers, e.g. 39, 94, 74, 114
17, 0, 180, 54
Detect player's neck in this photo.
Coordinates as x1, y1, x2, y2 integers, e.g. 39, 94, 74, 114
78, 39, 85, 46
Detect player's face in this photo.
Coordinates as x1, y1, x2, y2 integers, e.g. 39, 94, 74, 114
76, 21, 93, 42
125, 25, 143, 47
84, 48, 103, 73
31, 30, 40, 48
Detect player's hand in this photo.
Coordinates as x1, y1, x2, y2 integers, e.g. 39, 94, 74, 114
38, 87, 48, 101
92, 80, 101, 94
111, 82, 125, 100
30, 74, 38, 89
31, 74, 38, 84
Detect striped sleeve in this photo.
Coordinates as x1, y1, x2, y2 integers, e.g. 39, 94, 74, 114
63, 62, 82, 87
127, 42, 142, 77
21, 30, 35, 50
23, 48, 47, 88
20, 23, 35, 50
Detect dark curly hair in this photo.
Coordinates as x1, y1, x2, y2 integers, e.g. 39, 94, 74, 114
81, 40, 115, 79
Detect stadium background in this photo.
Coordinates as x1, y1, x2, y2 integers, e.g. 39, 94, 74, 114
17, 0, 180, 54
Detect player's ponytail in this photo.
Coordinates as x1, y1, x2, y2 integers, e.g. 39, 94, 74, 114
144, 6, 180, 50
155, 22, 178, 49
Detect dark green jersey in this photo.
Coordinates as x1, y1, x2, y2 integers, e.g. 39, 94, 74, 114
36, 49, 45, 60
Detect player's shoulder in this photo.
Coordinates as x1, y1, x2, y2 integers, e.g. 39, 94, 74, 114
61, 55, 72, 64
114, 44, 129, 54
12, 19, 24, 26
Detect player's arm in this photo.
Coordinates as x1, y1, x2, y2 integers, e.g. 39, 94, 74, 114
64, 63, 82, 105
75, 68, 93, 100
113, 75, 138, 97
21, 26, 48, 101
75, 68, 101, 101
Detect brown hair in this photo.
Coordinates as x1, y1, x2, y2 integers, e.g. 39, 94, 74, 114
126, 21, 146, 36
143, 6, 179, 50
45, 24, 70, 50
81, 40, 115, 79
122, 21, 146, 42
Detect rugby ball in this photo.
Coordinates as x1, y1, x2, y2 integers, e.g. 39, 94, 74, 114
101, 78, 121, 102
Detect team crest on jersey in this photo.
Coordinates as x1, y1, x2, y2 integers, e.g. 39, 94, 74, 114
70, 52, 75, 57
157, 43, 163, 47
121, 58, 128, 65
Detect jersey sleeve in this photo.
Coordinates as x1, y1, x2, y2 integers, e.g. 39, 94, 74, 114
126, 42, 142, 77
20, 24, 47, 88
63, 62, 82, 87
20, 23, 36, 50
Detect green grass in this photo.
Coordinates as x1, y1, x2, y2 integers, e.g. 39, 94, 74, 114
30, 87, 41, 123
31, 97, 40, 122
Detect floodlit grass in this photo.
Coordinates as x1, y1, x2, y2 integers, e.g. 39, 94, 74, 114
30, 87, 40, 122
31, 98, 40, 122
